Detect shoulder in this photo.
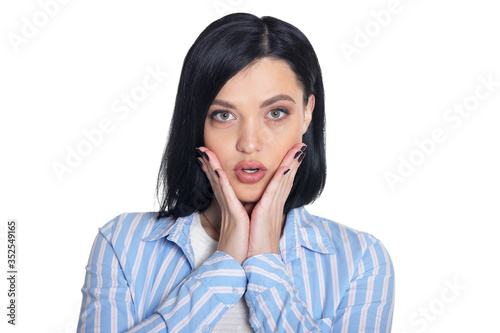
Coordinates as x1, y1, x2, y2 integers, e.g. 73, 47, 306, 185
306, 209, 392, 269
97, 211, 172, 248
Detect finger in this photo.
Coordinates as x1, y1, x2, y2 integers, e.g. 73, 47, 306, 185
195, 153, 220, 199
196, 146, 223, 182
261, 143, 307, 203
196, 147, 227, 209
276, 143, 307, 182
282, 143, 307, 172
196, 146, 243, 213
283, 143, 307, 182
214, 167, 243, 213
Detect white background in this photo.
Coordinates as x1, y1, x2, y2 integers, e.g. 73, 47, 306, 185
1, 0, 499, 332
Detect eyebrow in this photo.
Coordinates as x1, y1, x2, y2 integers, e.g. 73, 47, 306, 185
211, 94, 296, 109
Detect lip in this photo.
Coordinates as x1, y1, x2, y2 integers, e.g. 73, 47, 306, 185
234, 160, 267, 184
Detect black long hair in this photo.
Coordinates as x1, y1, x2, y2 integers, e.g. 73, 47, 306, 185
155, 13, 326, 219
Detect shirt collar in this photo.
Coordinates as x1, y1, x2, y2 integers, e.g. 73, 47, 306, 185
279, 206, 336, 263
142, 206, 336, 265
142, 213, 197, 270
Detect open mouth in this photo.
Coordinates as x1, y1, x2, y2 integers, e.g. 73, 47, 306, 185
242, 169, 259, 173
234, 161, 267, 183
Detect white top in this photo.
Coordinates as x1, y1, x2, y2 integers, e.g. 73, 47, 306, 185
190, 213, 254, 332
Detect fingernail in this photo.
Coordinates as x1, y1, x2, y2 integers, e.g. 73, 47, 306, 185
298, 152, 306, 163
294, 151, 302, 159
195, 158, 203, 168
283, 168, 291, 175
195, 148, 209, 161
214, 170, 220, 178
301, 145, 308, 152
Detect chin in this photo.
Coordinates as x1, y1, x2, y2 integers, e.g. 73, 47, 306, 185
234, 187, 264, 204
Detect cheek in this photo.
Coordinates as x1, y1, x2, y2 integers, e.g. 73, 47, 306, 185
271, 122, 303, 146
203, 126, 234, 166
266, 126, 303, 166
204, 122, 221, 148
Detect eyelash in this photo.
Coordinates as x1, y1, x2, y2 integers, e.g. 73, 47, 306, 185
209, 108, 289, 122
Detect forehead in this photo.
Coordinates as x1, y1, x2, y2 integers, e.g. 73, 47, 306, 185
214, 58, 303, 103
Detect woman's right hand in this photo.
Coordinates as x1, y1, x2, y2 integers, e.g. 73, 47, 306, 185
196, 146, 250, 265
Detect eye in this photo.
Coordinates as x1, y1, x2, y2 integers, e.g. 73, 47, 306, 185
267, 108, 289, 120
211, 111, 235, 122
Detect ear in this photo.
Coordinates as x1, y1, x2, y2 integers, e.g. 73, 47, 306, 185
302, 94, 315, 135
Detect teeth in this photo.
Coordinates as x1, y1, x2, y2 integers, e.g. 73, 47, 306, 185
243, 169, 259, 173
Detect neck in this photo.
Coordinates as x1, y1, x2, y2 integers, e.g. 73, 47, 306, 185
202, 199, 223, 233
201, 199, 288, 240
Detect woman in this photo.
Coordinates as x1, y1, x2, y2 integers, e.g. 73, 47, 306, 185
78, 13, 394, 332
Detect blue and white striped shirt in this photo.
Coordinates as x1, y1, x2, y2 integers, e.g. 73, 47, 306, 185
77, 206, 394, 332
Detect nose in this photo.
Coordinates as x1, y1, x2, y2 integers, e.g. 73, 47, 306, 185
236, 119, 262, 154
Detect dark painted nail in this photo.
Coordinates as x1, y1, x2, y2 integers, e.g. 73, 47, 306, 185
195, 148, 209, 161
195, 158, 203, 168
283, 168, 291, 175
298, 152, 306, 163
300, 145, 308, 152
214, 170, 220, 178
294, 151, 302, 159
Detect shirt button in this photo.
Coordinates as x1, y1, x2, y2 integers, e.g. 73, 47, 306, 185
232, 288, 239, 295
202, 325, 210, 332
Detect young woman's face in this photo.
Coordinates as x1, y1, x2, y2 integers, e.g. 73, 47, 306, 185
204, 57, 315, 203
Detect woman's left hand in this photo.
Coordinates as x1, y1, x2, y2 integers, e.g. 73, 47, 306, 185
246, 142, 307, 258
